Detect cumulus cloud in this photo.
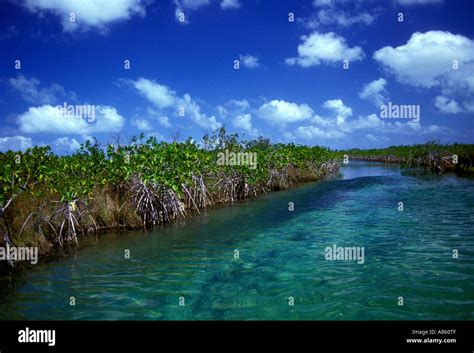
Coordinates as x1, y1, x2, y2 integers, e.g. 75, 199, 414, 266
434, 95, 462, 114
0, 136, 33, 152
227, 99, 250, 111
294, 112, 446, 142
374, 31, 474, 89
53, 137, 82, 153
323, 99, 352, 118
294, 125, 345, 140
288, 97, 447, 142
132, 78, 176, 109
257, 100, 314, 125
220, 0, 240, 9
322, 99, 352, 125
313, 0, 335, 6
373, 31, 474, 113
128, 78, 221, 130
158, 116, 171, 128
232, 113, 259, 136
17, 105, 125, 134
20, 0, 147, 33
131, 118, 152, 131
175, 0, 210, 11
178, 94, 222, 130
286, 32, 364, 67
147, 108, 172, 128
9, 75, 76, 105
239, 55, 260, 69
359, 78, 389, 107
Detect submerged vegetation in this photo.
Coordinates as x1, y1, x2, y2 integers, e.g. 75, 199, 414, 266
345, 141, 474, 176
0, 128, 340, 269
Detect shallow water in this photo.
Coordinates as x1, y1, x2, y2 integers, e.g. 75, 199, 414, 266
1, 161, 473, 320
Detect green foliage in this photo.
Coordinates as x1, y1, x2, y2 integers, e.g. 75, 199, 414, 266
0, 129, 342, 209
343, 141, 474, 174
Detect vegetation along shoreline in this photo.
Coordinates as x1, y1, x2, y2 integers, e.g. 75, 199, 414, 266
1, 129, 473, 275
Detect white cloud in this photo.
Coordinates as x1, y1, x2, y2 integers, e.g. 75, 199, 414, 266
175, 0, 210, 11
305, 9, 375, 29
434, 96, 462, 114
374, 31, 474, 89
295, 125, 345, 140
174, 0, 209, 23
216, 99, 250, 119
146, 108, 172, 128
313, 0, 334, 6
286, 32, 364, 67
131, 118, 152, 131
178, 94, 222, 130
257, 100, 314, 125
9, 75, 76, 105
322, 99, 352, 125
294, 111, 447, 142
349, 113, 384, 130
239, 54, 260, 69
323, 99, 352, 118
232, 113, 258, 136
374, 31, 474, 113
21, 0, 147, 33
304, 0, 377, 31
158, 116, 171, 128
0, 136, 33, 151
463, 99, 474, 113
233, 113, 252, 131
18, 105, 125, 134
216, 105, 228, 118
227, 99, 250, 111
359, 78, 389, 107
129, 78, 221, 131
286, 95, 448, 143
54, 137, 81, 153
220, 0, 240, 9
132, 78, 176, 109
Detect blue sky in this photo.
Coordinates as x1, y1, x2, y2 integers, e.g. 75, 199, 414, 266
0, 0, 473, 153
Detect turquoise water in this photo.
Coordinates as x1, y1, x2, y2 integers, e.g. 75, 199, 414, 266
1, 161, 473, 320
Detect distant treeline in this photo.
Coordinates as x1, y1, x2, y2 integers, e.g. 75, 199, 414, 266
344, 141, 474, 175
0, 128, 340, 268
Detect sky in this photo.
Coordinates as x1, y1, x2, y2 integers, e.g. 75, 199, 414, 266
0, 0, 473, 153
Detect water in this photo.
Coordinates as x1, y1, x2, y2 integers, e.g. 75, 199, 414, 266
1, 161, 473, 320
